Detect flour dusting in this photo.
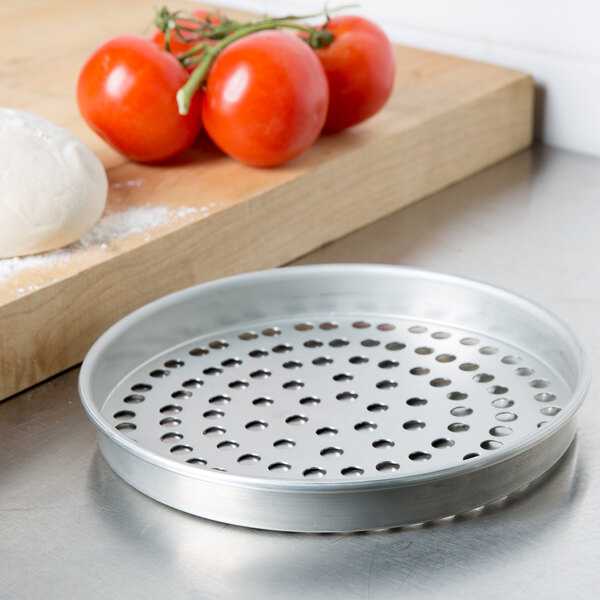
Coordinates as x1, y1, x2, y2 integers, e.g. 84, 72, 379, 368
0, 204, 200, 285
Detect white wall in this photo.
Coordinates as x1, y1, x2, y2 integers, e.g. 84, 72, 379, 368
209, 0, 600, 157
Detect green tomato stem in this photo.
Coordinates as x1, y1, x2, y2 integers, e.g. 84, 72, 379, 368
176, 22, 332, 115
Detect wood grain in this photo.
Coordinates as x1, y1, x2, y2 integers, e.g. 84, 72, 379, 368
0, 0, 533, 399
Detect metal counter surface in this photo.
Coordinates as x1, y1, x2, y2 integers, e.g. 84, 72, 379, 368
1, 146, 599, 599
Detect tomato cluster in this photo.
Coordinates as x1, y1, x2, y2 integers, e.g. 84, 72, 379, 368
77, 9, 395, 167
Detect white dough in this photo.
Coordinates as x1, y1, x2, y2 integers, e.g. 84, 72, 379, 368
0, 108, 107, 258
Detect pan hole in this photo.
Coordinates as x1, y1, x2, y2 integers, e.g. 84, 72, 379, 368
274, 438, 296, 448
123, 394, 145, 404
313, 356, 333, 366
238, 454, 261, 464
295, 323, 314, 331
459, 363, 478, 371
321, 447, 344, 457
407, 397, 427, 406
432, 331, 450, 339
341, 467, 364, 477
186, 458, 207, 465
283, 380, 304, 390
273, 344, 293, 353
448, 422, 470, 432
204, 410, 225, 419
300, 396, 320, 406
474, 373, 494, 383
490, 426, 512, 436
262, 328, 281, 337
316, 427, 338, 436
415, 347, 434, 355
172, 390, 192, 399
349, 356, 369, 364
115, 422, 136, 431
217, 440, 239, 450
203, 427, 226, 437
286, 414, 308, 425
376, 461, 400, 472
283, 360, 303, 369
451, 406, 472, 417
171, 444, 193, 455
367, 403, 389, 412
249, 349, 269, 358
269, 462, 291, 471
447, 391, 467, 400
353, 321, 371, 329
250, 369, 271, 379
337, 391, 358, 401
160, 417, 181, 427
354, 421, 377, 432
304, 339, 323, 348
460, 337, 479, 345
535, 392, 556, 403
361, 339, 380, 347
189, 347, 209, 356
403, 420, 425, 430
246, 420, 268, 430
409, 451, 431, 461
333, 373, 353, 382
182, 379, 203, 388
373, 439, 395, 449
492, 398, 514, 408
160, 405, 182, 415
410, 367, 429, 375
329, 338, 349, 348
378, 323, 396, 331
537, 421, 548, 428
222, 358, 242, 368
229, 380, 249, 389
150, 369, 169, 378
320, 322, 338, 330
303, 467, 326, 478
409, 326, 427, 333
495, 412, 517, 422
430, 378, 451, 387
515, 367, 534, 376
386, 342, 406, 351
239, 332, 258, 340
541, 406, 561, 416
530, 379, 551, 389
436, 354, 456, 362
209, 340, 228, 349
479, 346, 498, 355
376, 380, 398, 389
131, 384, 151, 392
488, 385, 508, 394
253, 397, 273, 406
164, 359, 184, 368
378, 360, 399, 369
481, 440, 503, 450
209, 394, 231, 405
463, 453, 479, 460
203, 367, 223, 376
432, 438, 455, 449
161, 432, 183, 443
501, 355, 521, 364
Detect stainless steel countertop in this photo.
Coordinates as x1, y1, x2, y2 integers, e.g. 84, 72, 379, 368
2, 146, 599, 599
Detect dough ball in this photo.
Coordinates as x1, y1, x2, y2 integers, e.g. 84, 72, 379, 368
0, 108, 107, 258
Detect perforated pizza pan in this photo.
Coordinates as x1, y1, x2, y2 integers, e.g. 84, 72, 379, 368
79, 265, 589, 532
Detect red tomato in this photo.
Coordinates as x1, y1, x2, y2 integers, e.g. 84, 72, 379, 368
151, 10, 220, 56
77, 35, 202, 163
316, 16, 395, 131
202, 31, 329, 167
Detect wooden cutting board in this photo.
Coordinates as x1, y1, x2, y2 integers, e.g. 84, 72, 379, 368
0, 0, 533, 400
